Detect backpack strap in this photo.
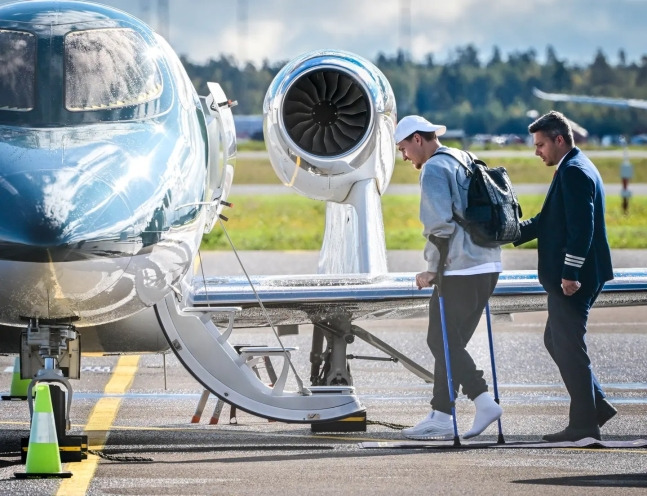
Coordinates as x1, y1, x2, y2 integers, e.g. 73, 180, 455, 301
464, 150, 477, 163
432, 148, 474, 177
430, 148, 475, 230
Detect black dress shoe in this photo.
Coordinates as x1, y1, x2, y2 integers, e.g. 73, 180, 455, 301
597, 398, 617, 427
542, 426, 601, 442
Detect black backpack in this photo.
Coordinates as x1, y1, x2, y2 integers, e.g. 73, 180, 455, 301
434, 149, 522, 247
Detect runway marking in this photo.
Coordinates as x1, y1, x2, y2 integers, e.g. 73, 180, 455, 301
57, 355, 140, 496
81, 366, 112, 373
1, 420, 29, 426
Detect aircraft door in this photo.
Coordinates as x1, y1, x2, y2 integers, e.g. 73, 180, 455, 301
203, 83, 236, 232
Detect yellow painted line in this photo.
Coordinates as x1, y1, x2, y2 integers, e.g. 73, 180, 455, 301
57, 355, 140, 496
1, 421, 30, 427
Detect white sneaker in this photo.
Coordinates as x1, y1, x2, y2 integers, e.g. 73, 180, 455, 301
463, 392, 503, 439
402, 411, 454, 440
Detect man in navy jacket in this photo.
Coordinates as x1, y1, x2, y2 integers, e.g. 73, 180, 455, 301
515, 111, 615, 442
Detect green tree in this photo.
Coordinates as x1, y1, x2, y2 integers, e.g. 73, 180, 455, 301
179, 44, 647, 138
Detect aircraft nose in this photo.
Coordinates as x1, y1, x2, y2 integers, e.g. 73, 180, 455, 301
0, 169, 135, 262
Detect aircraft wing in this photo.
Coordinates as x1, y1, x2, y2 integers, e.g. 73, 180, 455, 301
188, 268, 647, 327
533, 87, 647, 110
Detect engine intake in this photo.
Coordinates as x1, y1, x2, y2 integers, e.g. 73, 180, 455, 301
283, 69, 369, 157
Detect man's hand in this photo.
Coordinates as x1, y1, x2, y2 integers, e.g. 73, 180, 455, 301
416, 271, 437, 289
561, 278, 581, 296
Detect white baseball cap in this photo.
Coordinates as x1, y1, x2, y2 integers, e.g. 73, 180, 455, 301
394, 115, 446, 144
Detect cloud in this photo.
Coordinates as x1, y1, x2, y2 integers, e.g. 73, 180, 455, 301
0, 0, 644, 67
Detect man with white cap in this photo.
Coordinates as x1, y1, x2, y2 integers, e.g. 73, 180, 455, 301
395, 115, 503, 440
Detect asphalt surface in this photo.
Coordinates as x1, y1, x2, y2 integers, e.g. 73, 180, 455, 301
1, 250, 647, 495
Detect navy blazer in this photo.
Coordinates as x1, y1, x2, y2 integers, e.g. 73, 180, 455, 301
515, 147, 613, 293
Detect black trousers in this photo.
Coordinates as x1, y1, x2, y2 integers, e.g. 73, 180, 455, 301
427, 272, 499, 415
544, 283, 607, 430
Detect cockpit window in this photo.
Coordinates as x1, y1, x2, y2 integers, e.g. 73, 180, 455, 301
65, 28, 163, 111
0, 30, 36, 111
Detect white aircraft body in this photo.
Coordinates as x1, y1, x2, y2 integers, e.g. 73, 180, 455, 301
1, 1, 646, 439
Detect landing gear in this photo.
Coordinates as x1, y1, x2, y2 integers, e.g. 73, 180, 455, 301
309, 318, 435, 387
19, 319, 87, 462
21, 319, 80, 431
310, 319, 354, 386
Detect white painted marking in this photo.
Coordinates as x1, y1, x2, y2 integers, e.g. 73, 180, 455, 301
81, 366, 112, 373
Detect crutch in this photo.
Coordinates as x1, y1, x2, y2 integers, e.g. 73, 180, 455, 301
433, 239, 461, 447
485, 302, 505, 444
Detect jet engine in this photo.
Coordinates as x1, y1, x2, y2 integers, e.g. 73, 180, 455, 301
264, 49, 396, 202
263, 50, 397, 275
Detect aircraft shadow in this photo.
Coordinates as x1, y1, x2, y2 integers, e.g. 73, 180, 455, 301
513, 473, 647, 488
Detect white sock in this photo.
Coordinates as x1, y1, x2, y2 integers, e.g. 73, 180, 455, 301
463, 392, 502, 439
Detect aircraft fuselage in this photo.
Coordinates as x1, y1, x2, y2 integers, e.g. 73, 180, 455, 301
0, 1, 211, 326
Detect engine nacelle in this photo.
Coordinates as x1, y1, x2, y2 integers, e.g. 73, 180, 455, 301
263, 50, 396, 203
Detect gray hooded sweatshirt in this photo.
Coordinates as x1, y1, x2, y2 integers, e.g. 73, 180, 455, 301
420, 146, 502, 274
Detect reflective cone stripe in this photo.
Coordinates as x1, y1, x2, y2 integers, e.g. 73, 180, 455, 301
32, 412, 59, 443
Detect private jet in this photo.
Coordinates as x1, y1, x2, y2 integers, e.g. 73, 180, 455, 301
1, 1, 646, 448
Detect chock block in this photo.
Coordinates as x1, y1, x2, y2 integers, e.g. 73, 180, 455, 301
22, 435, 88, 463
1, 394, 28, 401
310, 411, 367, 433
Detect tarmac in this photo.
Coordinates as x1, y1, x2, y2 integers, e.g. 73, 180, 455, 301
1, 249, 647, 495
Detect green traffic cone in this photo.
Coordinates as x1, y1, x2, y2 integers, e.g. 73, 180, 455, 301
15, 384, 72, 479
2, 357, 31, 400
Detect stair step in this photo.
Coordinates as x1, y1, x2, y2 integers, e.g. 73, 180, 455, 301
238, 346, 298, 356
309, 386, 355, 394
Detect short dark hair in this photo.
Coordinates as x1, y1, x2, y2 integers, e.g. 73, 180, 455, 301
402, 130, 437, 142
528, 110, 574, 147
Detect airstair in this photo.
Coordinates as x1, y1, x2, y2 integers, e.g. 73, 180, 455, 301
155, 293, 364, 423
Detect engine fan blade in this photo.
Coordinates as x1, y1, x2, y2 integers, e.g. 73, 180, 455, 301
283, 69, 370, 157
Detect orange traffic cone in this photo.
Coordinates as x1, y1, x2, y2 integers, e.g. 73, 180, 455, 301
2, 357, 31, 400
15, 384, 72, 479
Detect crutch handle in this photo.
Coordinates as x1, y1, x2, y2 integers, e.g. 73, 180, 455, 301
428, 235, 449, 293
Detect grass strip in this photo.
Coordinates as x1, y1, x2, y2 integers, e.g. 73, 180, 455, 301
202, 194, 647, 250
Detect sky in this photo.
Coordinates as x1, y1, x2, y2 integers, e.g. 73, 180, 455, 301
1, 0, 646, 67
